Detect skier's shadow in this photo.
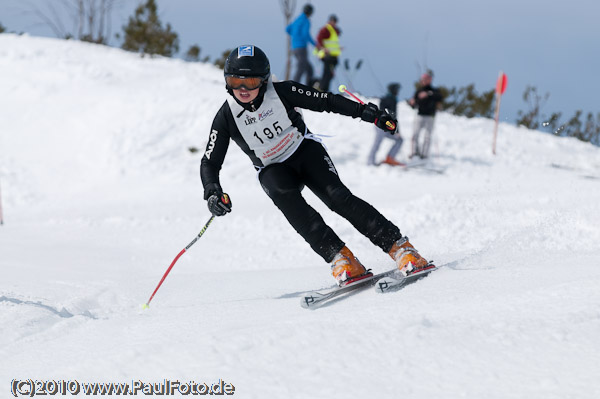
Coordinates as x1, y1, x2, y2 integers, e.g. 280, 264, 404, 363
0, 295, 96, 319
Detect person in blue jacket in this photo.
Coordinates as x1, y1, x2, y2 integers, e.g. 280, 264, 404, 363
286, 4, 316, 85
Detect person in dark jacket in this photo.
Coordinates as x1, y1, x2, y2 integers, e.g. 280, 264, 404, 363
285, 4, 316, 85
368, 82, 403, 166
201, 45, 431, 287
408, 70, 442, 159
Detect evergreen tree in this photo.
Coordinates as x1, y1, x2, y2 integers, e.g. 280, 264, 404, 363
214, 49, 232, 69
544, 112, 562, 135
579, 112, 597, 143
185, 45, 210, 63
516, 85, 600, 146
516, 86, 549, 130
440, 84, 495, 118
0, 22, 6, 33
185, 45, 201, 62
121, 0, 179, 57
562, 111, 583, 140
542, 110, 599, 146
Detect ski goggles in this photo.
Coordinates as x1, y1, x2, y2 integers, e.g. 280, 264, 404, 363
225, 76, 264, 90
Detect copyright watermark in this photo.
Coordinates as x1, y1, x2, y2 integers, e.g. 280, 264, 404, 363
10, 379, 235, 396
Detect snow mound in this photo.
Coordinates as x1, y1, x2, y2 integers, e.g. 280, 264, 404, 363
1, 34, 600, 398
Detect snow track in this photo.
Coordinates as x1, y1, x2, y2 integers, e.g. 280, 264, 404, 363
1, 35, 599, 398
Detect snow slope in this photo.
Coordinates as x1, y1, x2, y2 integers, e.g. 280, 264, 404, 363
1, 34, 600, 399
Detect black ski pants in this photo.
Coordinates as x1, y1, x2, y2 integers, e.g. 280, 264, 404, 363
258, 139, 402, 263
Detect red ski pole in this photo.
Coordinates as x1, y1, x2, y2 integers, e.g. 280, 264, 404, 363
339, 84, 397, 131
338, 84, 365, 104
143, 209, 221, 308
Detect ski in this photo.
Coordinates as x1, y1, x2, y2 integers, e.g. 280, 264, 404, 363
380, 159, 445, 174
377, 159, 426, 168
400, 159, 429, 168
402, 161, 445, 174
300, 268, 398, 309
374, 264, 438, 293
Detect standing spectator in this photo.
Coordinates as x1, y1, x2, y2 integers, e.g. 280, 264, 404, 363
286, 4, 316, 85
408, 70, 442, 159
368, 83, 404, 166
315, 14, 341, 92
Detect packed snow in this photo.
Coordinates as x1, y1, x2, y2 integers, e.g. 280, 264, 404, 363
1, 34, 600, 399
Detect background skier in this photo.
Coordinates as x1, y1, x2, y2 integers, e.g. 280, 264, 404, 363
408, 70, 443, 159
368, 82, 404, 166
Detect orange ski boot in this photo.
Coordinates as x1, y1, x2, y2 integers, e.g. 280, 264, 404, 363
381, 156, 403, 166
331, 246, 373, 286
388, 237, 432, 276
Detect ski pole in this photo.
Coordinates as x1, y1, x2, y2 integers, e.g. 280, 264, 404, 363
338, 84, 365, 104
339, 84, 397, 132
143, 213, 218, 309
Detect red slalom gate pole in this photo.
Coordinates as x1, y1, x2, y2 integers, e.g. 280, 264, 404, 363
143, 215, 216, 308
493, 71, 508, 155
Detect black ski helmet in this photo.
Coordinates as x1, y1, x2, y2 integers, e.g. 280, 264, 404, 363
224, 45, 270, 82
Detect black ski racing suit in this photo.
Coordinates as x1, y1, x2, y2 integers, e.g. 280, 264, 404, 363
200, 80, 402, 263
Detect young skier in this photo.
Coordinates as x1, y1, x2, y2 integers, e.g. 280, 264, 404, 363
200, 45, 430, 286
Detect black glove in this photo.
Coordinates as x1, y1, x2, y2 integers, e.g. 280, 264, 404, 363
361, 103, 398, 133
207, 193, 232, 217
360, 102, 379, 123
204, 182, 232, 216
375, 111, 398, 133
203, 183, 222, 200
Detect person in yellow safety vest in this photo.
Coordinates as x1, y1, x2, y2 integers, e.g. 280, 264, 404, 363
314, 14, 341, 92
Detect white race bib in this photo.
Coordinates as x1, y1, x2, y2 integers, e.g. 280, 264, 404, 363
227, 81, 303, 166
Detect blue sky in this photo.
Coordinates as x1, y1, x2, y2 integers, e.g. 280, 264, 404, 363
2, 0, 599, 125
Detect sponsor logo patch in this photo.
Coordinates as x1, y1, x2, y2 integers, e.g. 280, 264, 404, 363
244, 115, 257, 125
205, 129, 218, 159
291, 85, 328, 98
258, 108, 274, 121
324, 156, 337, 175
238, 45, 254, 57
